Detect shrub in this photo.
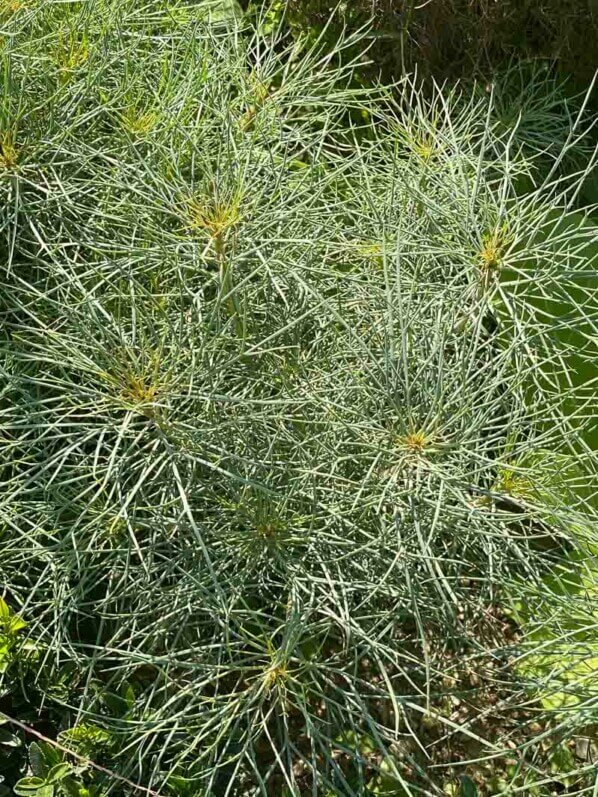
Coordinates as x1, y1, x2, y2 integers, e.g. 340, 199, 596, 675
276, 0, 598, 85
0, 1, 597, 795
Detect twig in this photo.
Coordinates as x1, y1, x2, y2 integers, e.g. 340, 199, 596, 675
0, 713, 166, 797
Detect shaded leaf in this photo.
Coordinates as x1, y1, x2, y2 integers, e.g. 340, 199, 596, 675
459, 776, 478, 797
0, 726, 20, 747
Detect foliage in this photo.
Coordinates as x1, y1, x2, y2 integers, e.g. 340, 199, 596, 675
510, 548, 598, 712
0, 1, 597, 795
260, 0, 598, 86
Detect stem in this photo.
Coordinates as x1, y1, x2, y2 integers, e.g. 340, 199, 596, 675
0, 713, 166, 797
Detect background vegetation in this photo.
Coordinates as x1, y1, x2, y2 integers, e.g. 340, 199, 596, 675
0, 1, 596, 796
270, 0, 598, 85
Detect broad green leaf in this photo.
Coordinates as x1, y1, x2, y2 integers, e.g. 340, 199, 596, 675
47, 764, 72, 784
29, 741, 62, 778
29, 742, 51, 779
0, 598, 26, 633
14, 778, 54, 797
0, 640, 11, 673
58, 723, 111, 755
6, 614, 27, 634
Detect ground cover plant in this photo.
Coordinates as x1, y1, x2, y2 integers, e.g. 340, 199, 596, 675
0, 1, 597, 795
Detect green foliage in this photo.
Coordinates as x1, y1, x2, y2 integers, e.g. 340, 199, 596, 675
0, 1, 597, 795
270, 0, 598, 86
58, 726, 112, 760
0, 598, 27, 673
14, 761, 97, 797
509, 549, 598, 712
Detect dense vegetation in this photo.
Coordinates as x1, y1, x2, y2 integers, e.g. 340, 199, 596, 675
0, 1, 596, 796
274, 0, 598, 85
